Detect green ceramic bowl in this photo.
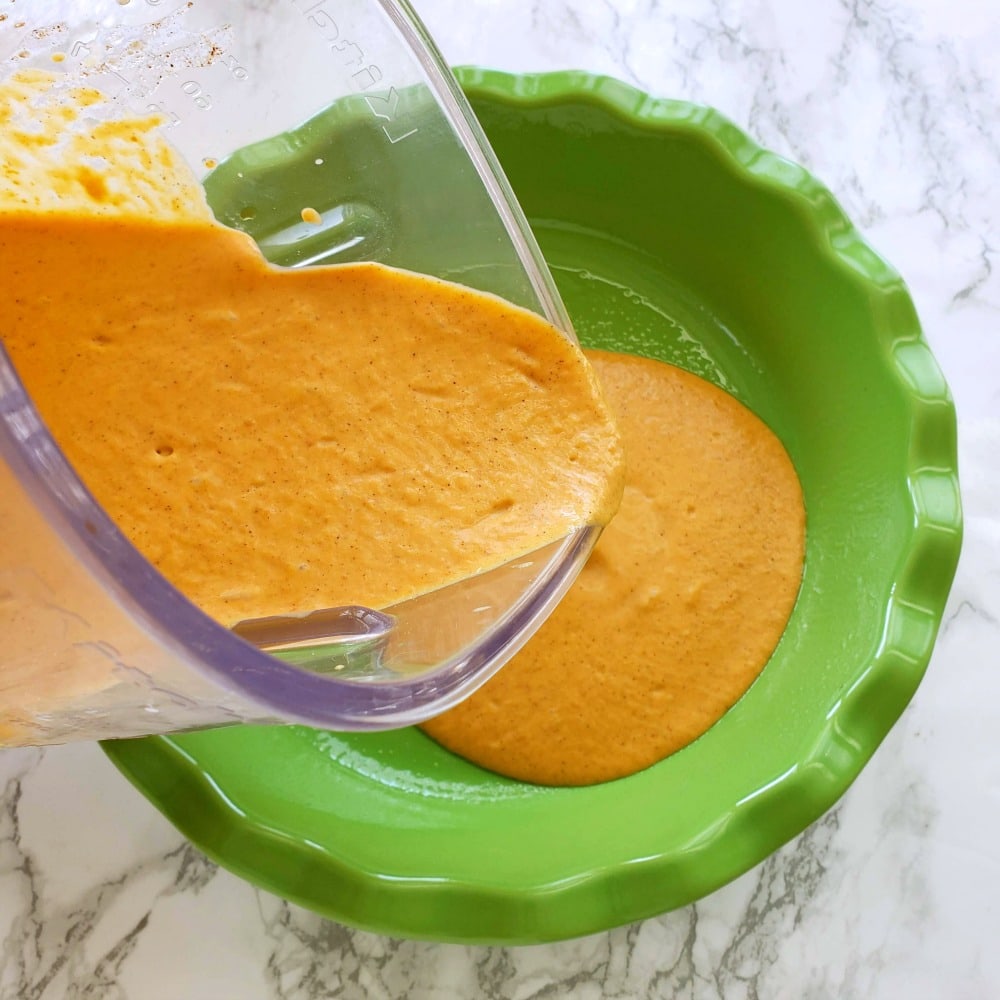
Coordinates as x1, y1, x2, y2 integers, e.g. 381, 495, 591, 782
103, 70, 962, 944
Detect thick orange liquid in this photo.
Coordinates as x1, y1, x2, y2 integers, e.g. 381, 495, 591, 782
422, 351, 806, 786
1, 216, 623, 624
0, 71, 623, 628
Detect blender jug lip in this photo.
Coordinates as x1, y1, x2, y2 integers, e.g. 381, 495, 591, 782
0, 347, 596, 729
377, 0, 574, 336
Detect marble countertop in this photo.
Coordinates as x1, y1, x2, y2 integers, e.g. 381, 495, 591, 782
2, 0, 998, 996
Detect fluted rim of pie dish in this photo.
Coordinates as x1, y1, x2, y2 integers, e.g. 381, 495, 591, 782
103, 69, 963, 944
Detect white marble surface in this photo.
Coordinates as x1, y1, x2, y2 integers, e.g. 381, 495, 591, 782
2, 0, 999, 996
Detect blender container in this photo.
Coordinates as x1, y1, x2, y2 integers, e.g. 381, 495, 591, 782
0, 0, 599, 745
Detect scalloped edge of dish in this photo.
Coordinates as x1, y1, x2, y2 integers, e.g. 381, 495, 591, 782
103, 69, 963, 944
456, 68, 963, 789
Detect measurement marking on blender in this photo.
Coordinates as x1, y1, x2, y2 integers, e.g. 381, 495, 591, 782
105, 67, 132, 90
180, 78, 212, 110
221, 53, 248, 81
366, 88, 417, 144
146, 44, 248, 125
146, 101, 181, 127
290, 0, 419, 144
337, 39, 366, 69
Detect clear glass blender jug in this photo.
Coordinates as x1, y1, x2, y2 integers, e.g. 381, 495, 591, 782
0, 0, 599, 745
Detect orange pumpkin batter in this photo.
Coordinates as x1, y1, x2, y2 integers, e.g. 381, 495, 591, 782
0, 71, 623, 629
421, 350, 805, 785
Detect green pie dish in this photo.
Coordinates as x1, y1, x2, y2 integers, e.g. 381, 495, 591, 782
103, 70, 962, 944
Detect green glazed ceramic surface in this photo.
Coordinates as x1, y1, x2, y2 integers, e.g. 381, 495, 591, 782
103, 70, 962, 944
